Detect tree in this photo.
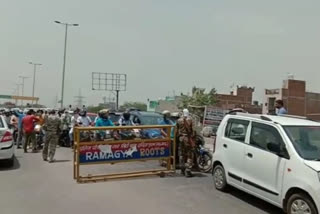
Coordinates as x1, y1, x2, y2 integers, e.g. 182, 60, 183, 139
120, 102, 147, 111
180, 87, 217, 108
179, 87, 218, 122
87, 105, 104, 113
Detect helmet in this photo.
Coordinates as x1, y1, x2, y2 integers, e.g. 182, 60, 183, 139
79, 110, 87, 117
162, 110, 171, 117
183, 109, 189, 117
123, 111, 131, 120
99, 109, 109, 119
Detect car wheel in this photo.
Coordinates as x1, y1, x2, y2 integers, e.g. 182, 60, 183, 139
7, 155, 14, 167
287, 193, 318, 214
213, 165, 228, 191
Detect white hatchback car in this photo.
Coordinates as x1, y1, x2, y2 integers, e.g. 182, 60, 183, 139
212, 113, 320, 214
0, 115, 15, 167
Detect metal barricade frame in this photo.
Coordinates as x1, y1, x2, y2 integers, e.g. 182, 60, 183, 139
73, 125, 176, 183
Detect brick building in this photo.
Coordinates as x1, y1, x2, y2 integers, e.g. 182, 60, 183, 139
216, 86, 262, 114
263, 79, 320, 120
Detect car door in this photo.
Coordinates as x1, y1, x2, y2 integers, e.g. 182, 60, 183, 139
243, 122, 288, 204
222, 118, 250, 188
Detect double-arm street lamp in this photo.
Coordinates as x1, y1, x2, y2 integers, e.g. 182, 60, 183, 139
54, 20, 79, 108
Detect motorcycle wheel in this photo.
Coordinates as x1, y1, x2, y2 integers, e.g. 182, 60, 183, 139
197, 153, 213, 173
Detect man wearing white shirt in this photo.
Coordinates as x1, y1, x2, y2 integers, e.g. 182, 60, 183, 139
69, 110, 80, 147
77, 110, 92, 127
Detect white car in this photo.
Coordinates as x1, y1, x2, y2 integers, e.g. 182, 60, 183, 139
212, 113, 320, 214
0, 115, 15, 167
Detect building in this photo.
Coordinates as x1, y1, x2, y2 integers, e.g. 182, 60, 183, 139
263, 79, 320, 120
147, 86, 262, 114
216, 86, 262, 114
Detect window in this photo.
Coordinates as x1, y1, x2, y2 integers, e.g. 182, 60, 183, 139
132, 116, 141, 125
284, 126, 320, 160
0, 117, 4, 128
225, 119, 249, 142
250, 122, 283, 152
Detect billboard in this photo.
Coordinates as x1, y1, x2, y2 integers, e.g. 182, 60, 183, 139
203, 106, 228, 127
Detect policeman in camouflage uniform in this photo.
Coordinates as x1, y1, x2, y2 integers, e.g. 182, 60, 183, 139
176, 109, 196, 177
42, 110, 61, 163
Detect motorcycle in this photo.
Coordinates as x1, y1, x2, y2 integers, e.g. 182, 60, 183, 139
194, 134, 213, 173
59, 128, 71, 147
35, 124, 44, 149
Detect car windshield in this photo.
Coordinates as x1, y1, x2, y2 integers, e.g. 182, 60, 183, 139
88, 115, 96, 122
284, 126, 320, 160
140, 115, 162, 125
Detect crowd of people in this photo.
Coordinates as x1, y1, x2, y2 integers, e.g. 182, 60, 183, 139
0, 107, 197, 177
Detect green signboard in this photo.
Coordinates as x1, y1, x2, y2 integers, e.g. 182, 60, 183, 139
0, 95, 12, 99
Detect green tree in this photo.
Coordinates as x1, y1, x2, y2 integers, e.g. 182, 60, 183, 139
180, 87, 217, 108
87, 105, 104, 113
120, 102, 147, 111
179, 87, 218, 122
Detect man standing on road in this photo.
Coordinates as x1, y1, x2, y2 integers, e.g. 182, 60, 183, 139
10, 111, 18, 143
22, 109, 39, 153
176, 109, 196, 177
42, 110, 61, 163
14, 111, 25, 149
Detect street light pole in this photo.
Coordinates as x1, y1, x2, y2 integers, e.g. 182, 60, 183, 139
15, 83, 22, 106
29, 62, 42, 105
19, 76, 29, 106
55, 20, 79, 108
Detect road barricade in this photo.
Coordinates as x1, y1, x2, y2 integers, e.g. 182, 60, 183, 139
73, 125, 176, 183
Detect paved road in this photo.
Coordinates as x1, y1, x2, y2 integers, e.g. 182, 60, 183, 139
0, 148, 283, 214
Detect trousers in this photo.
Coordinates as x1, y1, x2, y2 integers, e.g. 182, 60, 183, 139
17, 127, 24, 147
179, 135, 195, 171
43, 132, 58, 161
24, 132, 36, 151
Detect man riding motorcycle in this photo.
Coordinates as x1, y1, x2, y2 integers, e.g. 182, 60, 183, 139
77, 110, 92, 142
60, 110, 72, 147
118, 111, 133, 126
77, 110, 91, 127
95, 109, 114, 140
